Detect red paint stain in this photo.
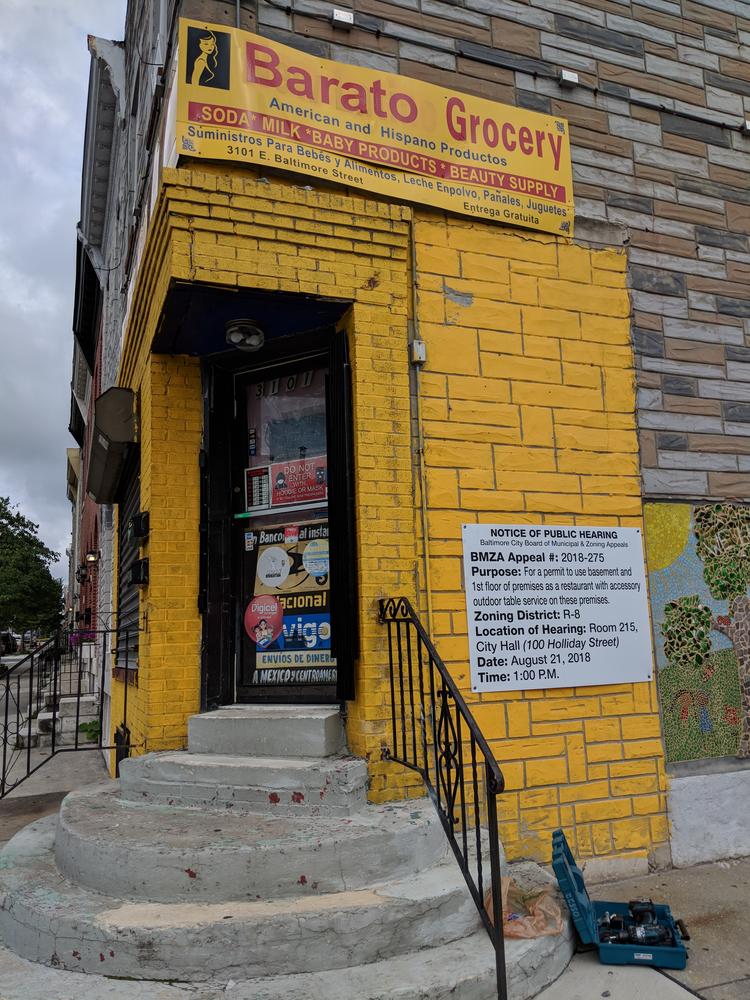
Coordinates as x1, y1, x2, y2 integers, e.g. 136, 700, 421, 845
99, 953, 105, 962
268, 792, 280, 804
291, 791, 305, 803
297, 875, 308, 885
109, 950, 115, 957
185, 868, 197, 879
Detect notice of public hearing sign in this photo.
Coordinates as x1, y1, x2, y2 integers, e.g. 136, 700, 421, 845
462, 524, 653, 693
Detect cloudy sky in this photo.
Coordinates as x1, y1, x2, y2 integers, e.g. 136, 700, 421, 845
0, 1, 126, 574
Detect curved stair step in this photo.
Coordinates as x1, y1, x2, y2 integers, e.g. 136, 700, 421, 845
119, 750, 369, 816
0, 816, 482, 982
219, 923, 575, 1000
55, 785, 446, 903
0, 816, 574, 995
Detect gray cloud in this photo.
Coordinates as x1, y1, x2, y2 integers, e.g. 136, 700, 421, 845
0, 1, 126, 571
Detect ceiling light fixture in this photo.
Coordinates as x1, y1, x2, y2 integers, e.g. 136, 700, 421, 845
225, 319, 265, 352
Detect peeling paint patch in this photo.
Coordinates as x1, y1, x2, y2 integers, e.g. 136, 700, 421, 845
297, 875, 307, 885
444, 284, 473, 307
268, 792, 280, 804
184, 868, 197, 879
291, 792, 305, 803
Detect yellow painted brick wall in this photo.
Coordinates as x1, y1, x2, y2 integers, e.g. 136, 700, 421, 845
115, 162, 667, 867
116, 165, 419, 782
109, 355, 204, 756
413, 214, 668, 866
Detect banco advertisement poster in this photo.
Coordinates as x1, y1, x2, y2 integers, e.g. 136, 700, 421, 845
243, 520, 336, 685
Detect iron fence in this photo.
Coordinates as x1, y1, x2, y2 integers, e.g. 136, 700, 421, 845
379, 596, 508, 1000
0, 626, 133, 799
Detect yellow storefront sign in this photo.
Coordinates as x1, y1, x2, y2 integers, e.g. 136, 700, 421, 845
176, 19, 574, 236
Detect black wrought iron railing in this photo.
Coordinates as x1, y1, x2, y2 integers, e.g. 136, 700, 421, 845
379, 597, 508, 1000
0, 626, 132, 799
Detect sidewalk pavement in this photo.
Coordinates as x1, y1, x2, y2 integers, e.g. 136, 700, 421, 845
604, 859, 750, 1000
0, 747, 109, 847
0, 753, 741, 998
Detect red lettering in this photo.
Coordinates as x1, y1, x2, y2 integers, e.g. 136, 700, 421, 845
246, 42, 282, 87
483, 118, 499, 148
369, 80, 387, 118
548, 133, 563, 171
320, 75, 339, 104
501, 122, 516, 152
535, 129, 545, 158
288, 67, 314, 98
389, 92, 418, 123
518, 126, 533, 155
341, 82, 368, 113
446, 96, 466, 141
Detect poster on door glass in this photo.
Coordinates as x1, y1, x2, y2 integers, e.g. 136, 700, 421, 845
245, 369, 328, 516
243, 521, 336, 686
245, 456, 328, 514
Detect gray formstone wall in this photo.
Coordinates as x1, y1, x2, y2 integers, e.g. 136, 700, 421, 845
252, 0, 750, 502
91, 0, 750, 505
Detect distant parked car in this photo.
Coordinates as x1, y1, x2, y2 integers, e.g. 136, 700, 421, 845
21, 630, 40, 652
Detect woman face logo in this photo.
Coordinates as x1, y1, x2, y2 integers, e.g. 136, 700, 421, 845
191, 31, 218, 85
199, 34, 216, 56
186, 26, 230, 89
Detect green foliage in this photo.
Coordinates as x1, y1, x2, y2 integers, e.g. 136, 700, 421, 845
659, 648, 741, 762
694, 503, 750, 602
78, 720, 101, 742
662, 595, 712, 672
0, 497, 62, 633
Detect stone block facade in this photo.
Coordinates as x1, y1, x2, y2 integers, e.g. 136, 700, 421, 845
257, 0, 750, 500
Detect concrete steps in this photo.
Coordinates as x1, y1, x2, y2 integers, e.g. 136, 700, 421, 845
0, 816, 485, 982
188, 705, 344, 757
0, 705, 575, 997
230, 922, 575, 1000
119, 750, 369, 815
55, 785, 446, 902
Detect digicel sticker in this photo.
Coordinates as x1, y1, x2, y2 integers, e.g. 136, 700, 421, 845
244, 595, 283, 647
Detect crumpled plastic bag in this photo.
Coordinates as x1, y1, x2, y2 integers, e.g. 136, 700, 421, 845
484, 876, 564, 938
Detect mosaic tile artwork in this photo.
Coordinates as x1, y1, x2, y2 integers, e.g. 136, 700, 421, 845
644, 503, 745, 763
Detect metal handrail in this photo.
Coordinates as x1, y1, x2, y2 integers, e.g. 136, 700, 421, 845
379, 596, 508, 1000
0, 626, 132, 799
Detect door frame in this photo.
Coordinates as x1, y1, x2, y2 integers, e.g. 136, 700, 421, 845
199, 326, 358, 708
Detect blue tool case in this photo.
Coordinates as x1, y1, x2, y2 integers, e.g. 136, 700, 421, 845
551, 828, 689, 970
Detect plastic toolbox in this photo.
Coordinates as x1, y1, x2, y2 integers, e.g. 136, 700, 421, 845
552, 828, 689, 970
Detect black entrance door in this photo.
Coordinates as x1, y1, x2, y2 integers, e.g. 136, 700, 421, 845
201, 329, 358, 707
233, 361, 337, 702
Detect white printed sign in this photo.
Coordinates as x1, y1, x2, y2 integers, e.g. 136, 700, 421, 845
462, 524, 653, 693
